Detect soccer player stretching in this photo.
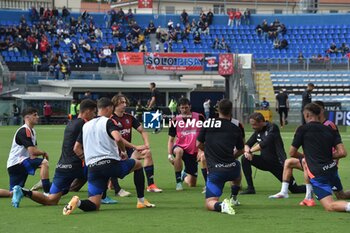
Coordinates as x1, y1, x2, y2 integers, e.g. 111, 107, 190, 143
0, 108, 50, 208
63, 98, 154, 215
167, 98, 205, 191
11, 99, 97, 207
109, 94, 162, 194
197, 99, 244, 215
290, 103, 350, 212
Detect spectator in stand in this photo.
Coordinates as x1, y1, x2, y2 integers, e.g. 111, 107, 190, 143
194, 31, 201, 44
82, 42, 91, 53
131, 21, 141, 38
227, 9, 235, 28
298, 51, 305, 64
62, 6, 70, 22
126, 8, 134, 26
273, 38, 280, 49
29, 6, 39, 22
94, 27, 103, 40
190, 20, 198, 33
243, 9, 251, 25
207, 9, 214, 26
212, 37, 220, 49
155, 42, 160, 52
104, 11, 111, 28
52, 7, 59, 18
115, 42, 123, 52
148, 20, 156, 33
126, 43, 133, 52
156, 26, 162, 41
261, 19, 269, 41
183, 46, 187, 53
117, 8, 125, 23
278, 24, 287, 36
235, 9, 242, 27
41, 55, 49, 71
181, 9, 189, 26
167, 19, 174, 30
72, 50, 82, 68
139, 42, 147, 53
219, 38, 229, 51
339, 42, 349, 55
102, 45, 112, 59
43, 101, 53, 124
200, 22, 210, 35
33, 55, 40, 72
39, 5, 44, 17
327, 43, 338, 53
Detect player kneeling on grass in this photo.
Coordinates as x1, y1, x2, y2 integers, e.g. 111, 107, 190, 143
269, 101, 350, 206
197, 99, 244, 215
63, 98, 155, 215
167, 98, 206, 191
0, 108, 50, 208
289, 103, 350, 213
10, 99, 98, 207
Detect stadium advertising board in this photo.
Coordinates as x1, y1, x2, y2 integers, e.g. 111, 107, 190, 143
118, 52, 144, 65
145, 53, 204, 71
326, 111, 350, 126
204, 54, 219, 71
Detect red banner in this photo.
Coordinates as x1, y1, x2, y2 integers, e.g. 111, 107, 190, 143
138, 0, 153, 8
118, 52, 144, 65
219, 54, 234, 76
145, 53, 204, 71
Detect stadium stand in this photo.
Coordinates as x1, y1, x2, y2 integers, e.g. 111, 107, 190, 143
1, 10, 350, 72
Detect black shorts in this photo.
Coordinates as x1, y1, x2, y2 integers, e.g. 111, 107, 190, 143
172, 146, 198, 177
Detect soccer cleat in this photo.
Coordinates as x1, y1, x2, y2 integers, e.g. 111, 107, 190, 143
268, 192, 289, 199
147, 184, 163, 193
240, 188, 256, 195
12, 185, 24, 208
63, 196, 80, 215
230, 197, 241, 206
101, 196, 118, 204
137, 199, 156, 209
299, 198, 316, 207
221, 199, 236, 215
116, 189, 131, 197
176, 182, 183, 191
30, 180, 43, 191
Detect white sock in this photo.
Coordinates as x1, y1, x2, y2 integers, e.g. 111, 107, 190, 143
305, 184, 313, 199
281, 182, 289, 194
345, 203, 350, 212
138, 197, 145, 203
77, 200, 81, 207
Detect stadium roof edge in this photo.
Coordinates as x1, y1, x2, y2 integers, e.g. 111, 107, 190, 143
38, 80, 196, 90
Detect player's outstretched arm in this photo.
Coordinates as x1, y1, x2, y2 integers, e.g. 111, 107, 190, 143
137, 125, 150, 148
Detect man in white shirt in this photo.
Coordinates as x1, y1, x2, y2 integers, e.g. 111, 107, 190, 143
0, 108, 50, 208
63, 98, 155, 215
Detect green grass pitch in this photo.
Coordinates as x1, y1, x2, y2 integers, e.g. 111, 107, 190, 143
0, 125, 349, 232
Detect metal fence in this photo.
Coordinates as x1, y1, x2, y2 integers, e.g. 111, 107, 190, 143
0, 0, 52, 10
254, 57, 350, 71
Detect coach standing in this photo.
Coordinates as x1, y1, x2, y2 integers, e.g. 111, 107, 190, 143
301, 83, 314, 125
240, 112, 305, 195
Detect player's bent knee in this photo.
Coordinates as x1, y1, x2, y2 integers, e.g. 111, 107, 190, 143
134, 160, 143, 170
41, 159, 49, 167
